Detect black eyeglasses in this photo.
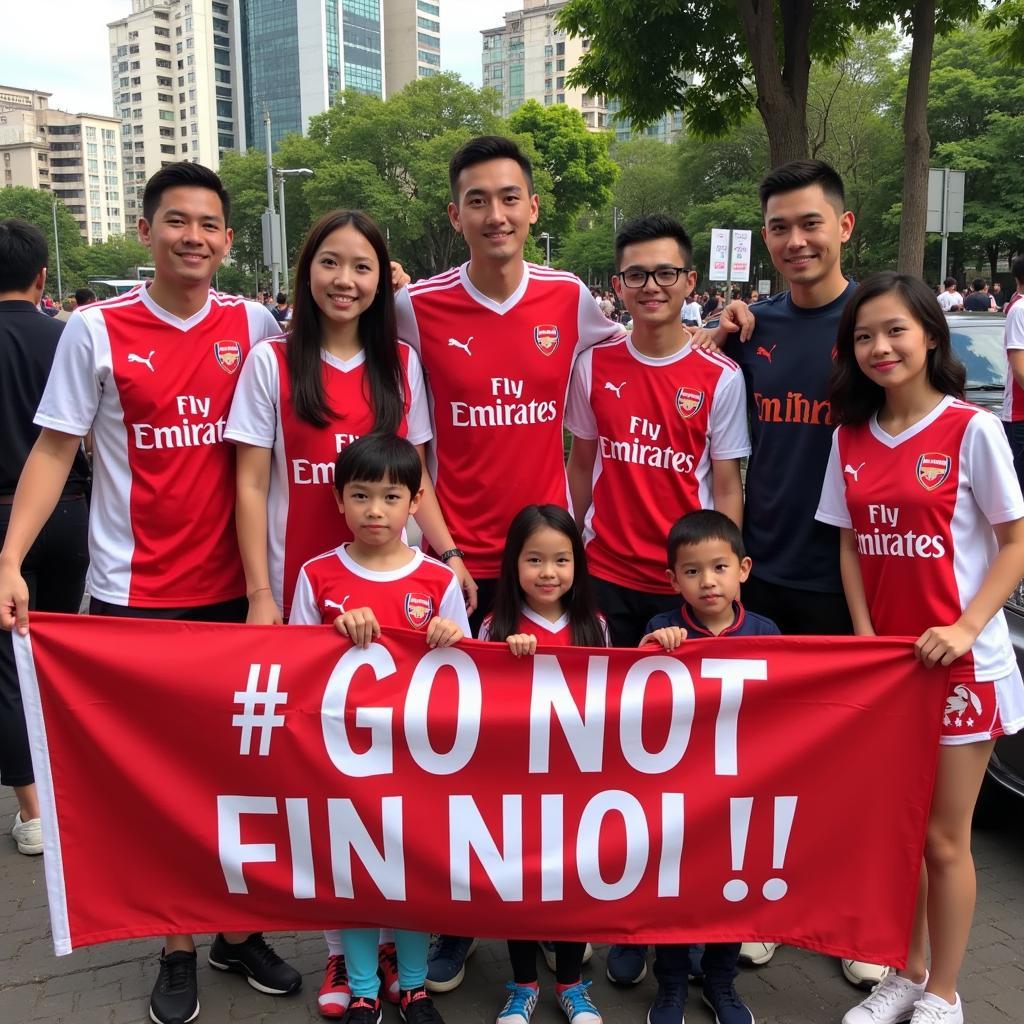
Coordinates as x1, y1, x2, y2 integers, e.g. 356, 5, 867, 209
619, 266, 693, 288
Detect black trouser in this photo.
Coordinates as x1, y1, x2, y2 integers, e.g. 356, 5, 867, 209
508, 940, 587, 985
1004, 421, 1024, 495
740, 575, 852, 636
590, 576, 679, 648
89, 595, 248, 623
0, 496, 89, 788
654, 942, 740, 984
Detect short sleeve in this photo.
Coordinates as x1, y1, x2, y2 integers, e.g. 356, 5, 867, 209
247, 302, 283, 343
403, 345, 432, 445
1005, 303, 1024, 352
575, 278, 623, 356
814, 430, 853, 528
34, 311, 101, 436
708, 367, 751, 460
476, 615, 493, 642
963, 411, 1024, 525
563, 348, 597, 439
395, 287, 421, 355
288, 568, 321, 625
225, 341, 280, 448
438, 574, 471, 635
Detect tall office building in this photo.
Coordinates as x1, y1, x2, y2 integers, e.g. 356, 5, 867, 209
235, 0, 385, 154
108, 0, 240, 232
383, 0, 441, 96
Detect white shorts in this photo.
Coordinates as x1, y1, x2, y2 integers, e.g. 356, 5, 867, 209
940, 663, 1024, 745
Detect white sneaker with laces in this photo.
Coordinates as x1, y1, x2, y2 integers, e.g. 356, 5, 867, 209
11, 813, 42, 855
909, 994, 963, 1024
844, 959, 891, 989
842, 972, 928, 1024
738, 942, 777, 966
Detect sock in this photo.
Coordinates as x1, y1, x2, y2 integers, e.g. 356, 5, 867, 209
922, 992, 959, 1009
555, 979, 580, 994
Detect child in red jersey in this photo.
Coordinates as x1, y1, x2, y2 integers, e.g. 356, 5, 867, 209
290, 434, 467, 1024
816, 273, 1024, 1024
478, 504, 606, 1024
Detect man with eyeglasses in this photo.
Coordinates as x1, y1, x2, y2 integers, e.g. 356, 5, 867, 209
565, 214, 749, 646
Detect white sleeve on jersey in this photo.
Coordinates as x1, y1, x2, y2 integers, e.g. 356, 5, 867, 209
708, 366, 751, 460
963, 411, 1024, 525
224, 341, 280, 447
814, 430, 853, 528
246, 301, 283, 343
438, 574, 472, 635
288, 568, 321, 625
403, 345, 432, 445
477, 615, 493, 641
34, 309, 101, 436
395, 287, 421, 355
1005, 302, 1024, 351
563, 347, 598, 439
575, 278, 623, 354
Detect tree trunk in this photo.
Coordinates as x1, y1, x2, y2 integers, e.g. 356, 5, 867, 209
897, 0, 936, 276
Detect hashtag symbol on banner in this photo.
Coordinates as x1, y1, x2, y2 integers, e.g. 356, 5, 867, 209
232, 663, 289, 756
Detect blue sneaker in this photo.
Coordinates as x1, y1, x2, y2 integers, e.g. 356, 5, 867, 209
425, 936, 477, 993
688, 945, 705, 984
647, 979, 687, 1024
606, 944, 647, 984
496, 982, 539, 1024
701, 976, 754, 1024
557, 980, 602, 1024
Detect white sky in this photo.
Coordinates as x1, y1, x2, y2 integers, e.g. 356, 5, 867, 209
3, 0, 510, 116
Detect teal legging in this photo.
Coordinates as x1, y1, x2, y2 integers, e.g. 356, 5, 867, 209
342, 927, 430, 998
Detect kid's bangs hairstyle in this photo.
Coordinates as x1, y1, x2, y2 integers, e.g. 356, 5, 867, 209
758, 159, 845, 214
288, 209, 402, 431
829, 271, 966, 425
614, 214, 693, 269
334, 433, 422, 496
448, 135, 534, 200
141, 161, 230, 224
489, 504, 607, 648
666, 510, 745, 568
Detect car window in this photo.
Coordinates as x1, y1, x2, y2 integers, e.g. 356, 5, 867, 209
949, 323, 1005, 387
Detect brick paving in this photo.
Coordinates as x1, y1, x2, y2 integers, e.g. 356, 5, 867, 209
1, 785, 1021, 1024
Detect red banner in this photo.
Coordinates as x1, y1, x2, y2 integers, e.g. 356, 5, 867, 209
16, 614, 948, 964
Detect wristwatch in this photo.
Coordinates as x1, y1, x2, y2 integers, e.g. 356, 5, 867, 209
439, 548, 465, 563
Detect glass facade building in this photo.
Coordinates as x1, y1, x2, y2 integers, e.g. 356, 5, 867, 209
239, 0, 301, 153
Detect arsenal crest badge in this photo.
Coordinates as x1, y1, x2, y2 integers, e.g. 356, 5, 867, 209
214, 340, 241, 374
533, 324, 559, 356
404, 592, 434, 629
916, 452, 952, 491
675, 386, 705, 419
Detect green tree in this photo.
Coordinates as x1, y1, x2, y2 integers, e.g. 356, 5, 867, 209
609, 139, 680, 221
0, 188, 83, 294
555, 220, 616, 284
65, 235, 152, 290
217, 148, 273, 280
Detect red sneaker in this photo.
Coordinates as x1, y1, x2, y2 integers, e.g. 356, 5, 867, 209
378, 942, 400, 1004
318, 954, 351, 1019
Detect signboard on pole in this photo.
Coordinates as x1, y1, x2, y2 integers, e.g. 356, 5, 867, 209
709, 228, 730, 282
730, 230, 752, 283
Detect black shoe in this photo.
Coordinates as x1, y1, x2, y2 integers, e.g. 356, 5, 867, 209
401, 987, 446, 1024
342, 996, 383, 1024
150, 949, 199, 1024
208, 932, 302, 995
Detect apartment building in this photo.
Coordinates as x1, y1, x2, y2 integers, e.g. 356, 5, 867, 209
382, 0, 441, 96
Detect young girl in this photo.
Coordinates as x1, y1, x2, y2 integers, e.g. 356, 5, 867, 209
815, 272, 1024, 1024
225, 210, 472, 1018
481, 504, 606, 1024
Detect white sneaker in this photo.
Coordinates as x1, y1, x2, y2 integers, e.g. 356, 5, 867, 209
909, 994, 963, 1024
844, 959, 891, 989
842, 972, 927, 1024
738, 942, 778, 965
11, 813, 42, 855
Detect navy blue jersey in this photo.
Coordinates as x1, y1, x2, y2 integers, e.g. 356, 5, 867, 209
723, 282, 856, 592
644, 601, 781, 638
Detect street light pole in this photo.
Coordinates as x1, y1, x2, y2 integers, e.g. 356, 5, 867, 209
263, 108, 279, 297
51, 197, 63, 301
274, 168, 314, 296
539, 231, 551, 267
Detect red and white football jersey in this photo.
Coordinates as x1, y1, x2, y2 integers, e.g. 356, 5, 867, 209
478, 604, 609, 646
225, 339, 430, 615
289, 544, 469, 633
816, 396, 1024, 687
565, 338, 749, 592
1001, 300, 1024, 422
396, 262, 622, 578
35, 285, 279, 607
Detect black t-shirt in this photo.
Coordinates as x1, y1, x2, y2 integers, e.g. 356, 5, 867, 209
964, 292, 993, 312
0, 301, 90, 494
723, 282, 856, 594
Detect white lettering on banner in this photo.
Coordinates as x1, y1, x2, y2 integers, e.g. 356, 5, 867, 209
529, 654, 608, 773
658, 793, 685, 897
285, 797, 316, 899
577, 791, 649, 900
133, 416, 227, 450
328, 796, 406, 899
450, 398, 559, 428
217, 795, 278, 894
599, 435, 695, 473
541, 793, 564, 901
702, 659, 767, 776
620, 656, 695, 774
450, 794, 523, 901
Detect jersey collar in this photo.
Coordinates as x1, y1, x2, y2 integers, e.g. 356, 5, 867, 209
138, 282, 213, 332
520, 603, 570, 634
680, 600, 746, 637
868, 394, 955, 449
458, 261, 530, 316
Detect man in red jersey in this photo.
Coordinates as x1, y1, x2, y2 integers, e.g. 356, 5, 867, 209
0, 162, 300, 1024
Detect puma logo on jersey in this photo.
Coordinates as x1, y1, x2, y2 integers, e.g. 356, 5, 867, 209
128, 350, 156, 372
604, 381, 627, 398
844, 462, 866, 481
324, 596, 349, 614
756, 345, 777, 362
943, 684, 983, 728
448, 336, 474, 356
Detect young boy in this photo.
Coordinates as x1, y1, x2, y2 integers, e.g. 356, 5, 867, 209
640, 509, 778, 1024
289, 433, 468, 1024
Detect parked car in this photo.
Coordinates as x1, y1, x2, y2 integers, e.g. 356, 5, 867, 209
946, 313, 1024, 808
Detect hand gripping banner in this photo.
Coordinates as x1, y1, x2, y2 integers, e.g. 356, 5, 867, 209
15, 614, 948, 963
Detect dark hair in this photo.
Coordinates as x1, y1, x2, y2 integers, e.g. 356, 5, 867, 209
141, 162, 230, 224
971, 278, 985, 292
287, 210, 402, 431
489, 505, 606, 648
0, 219, 47, 292
276, 292, 287, 304
667, 510, 745, 567
759, 159, 845, 213
334, 433, 422, 496
449, 135, 534, 201
944, 277, 957, 289
614, 214, 692, 269
1012, 257, 1024, 284
74, 287, 96, 306
829, 272, 966, 425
